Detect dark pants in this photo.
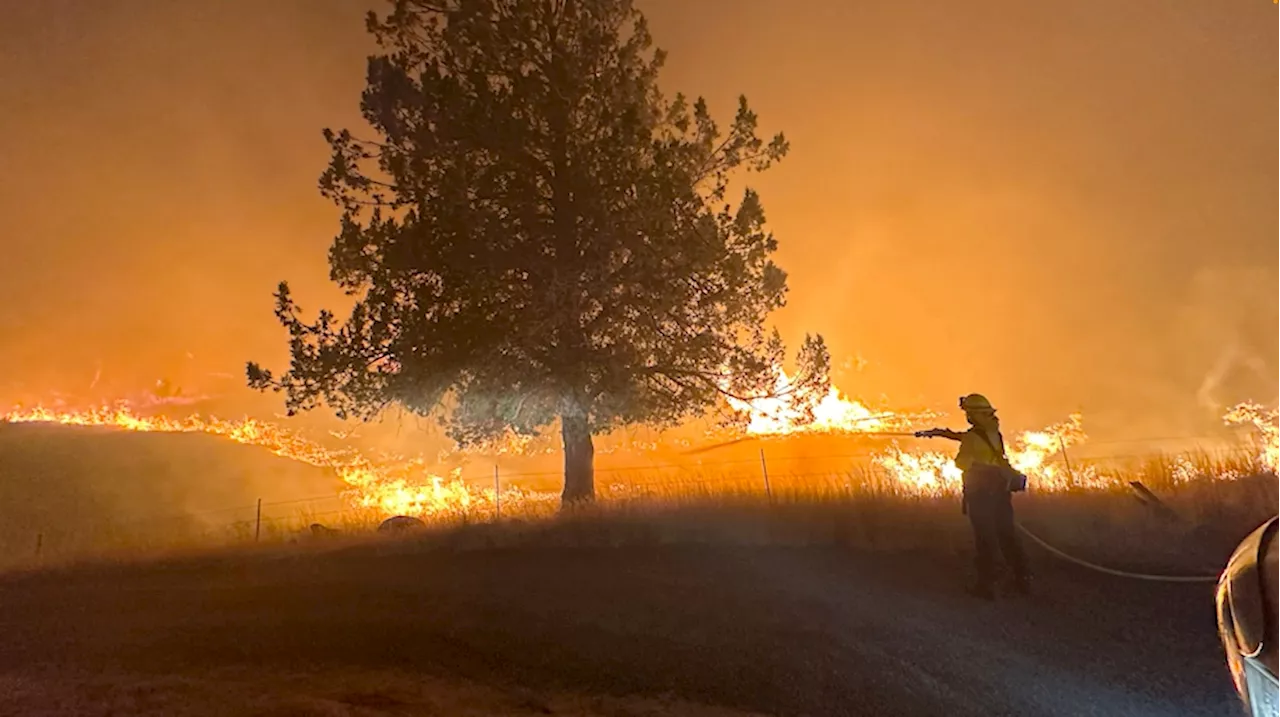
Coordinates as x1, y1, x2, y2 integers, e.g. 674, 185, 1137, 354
965, 489, 1028, 587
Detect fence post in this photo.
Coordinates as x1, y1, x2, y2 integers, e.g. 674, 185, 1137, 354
1128, 481, 1182, 523
254, 498, 262, 542
494, 464, 501, 521
759, 448, 773, 501
1058, 436, 1077, 488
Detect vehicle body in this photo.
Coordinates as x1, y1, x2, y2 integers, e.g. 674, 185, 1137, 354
1217, 516, 1279, 716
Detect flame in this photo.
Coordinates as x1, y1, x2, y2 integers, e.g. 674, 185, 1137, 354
1224, 401, 1279, 473
1006, 413, 1087, 489
1, 403, 483, 517
872, 414, 1090, 492
873, 448, 962, 493
726, 369, 922, 435
5, 392, 1273, 526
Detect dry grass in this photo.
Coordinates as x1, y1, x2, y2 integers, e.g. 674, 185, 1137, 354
5, 447, 1274, 578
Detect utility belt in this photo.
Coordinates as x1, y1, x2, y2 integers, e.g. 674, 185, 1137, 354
963, 462, 1028, 496
966, 431, 1029, 495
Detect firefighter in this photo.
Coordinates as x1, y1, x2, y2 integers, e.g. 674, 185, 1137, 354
916, 394, 1030, 599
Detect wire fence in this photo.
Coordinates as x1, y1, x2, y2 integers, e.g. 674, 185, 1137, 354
7, 435, 1274, 567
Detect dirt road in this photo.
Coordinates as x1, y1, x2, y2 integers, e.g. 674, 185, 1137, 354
0, 544, 1239, 716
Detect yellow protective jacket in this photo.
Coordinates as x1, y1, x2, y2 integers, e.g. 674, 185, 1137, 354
954, 426, 1006, 473
956, 424, 1007, 512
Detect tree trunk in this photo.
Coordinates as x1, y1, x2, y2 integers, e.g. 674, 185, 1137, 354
560, 414, 595, 505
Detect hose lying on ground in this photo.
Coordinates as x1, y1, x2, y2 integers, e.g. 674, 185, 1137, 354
1016, 523, 1219, 583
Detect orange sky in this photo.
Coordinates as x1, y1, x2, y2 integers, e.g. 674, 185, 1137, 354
0, 0, 1275, 440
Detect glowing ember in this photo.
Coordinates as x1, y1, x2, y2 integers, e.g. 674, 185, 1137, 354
1170, 456, 1200, 485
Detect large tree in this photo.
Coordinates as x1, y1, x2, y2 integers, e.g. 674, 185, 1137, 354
247, 0, 829, 504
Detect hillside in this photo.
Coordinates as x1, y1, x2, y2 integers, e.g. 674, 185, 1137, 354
0, 423, 343, 562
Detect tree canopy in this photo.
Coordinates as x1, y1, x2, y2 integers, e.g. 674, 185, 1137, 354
247, 0, 829, 504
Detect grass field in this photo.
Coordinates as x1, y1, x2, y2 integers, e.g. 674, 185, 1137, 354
1, 423, 1274, 715
2, 420, 1274, 577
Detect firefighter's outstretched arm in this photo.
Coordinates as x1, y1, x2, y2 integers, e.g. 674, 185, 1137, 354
913, 428, 964, 441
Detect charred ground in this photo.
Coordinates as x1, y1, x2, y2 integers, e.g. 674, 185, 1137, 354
0, 523, 1247, 716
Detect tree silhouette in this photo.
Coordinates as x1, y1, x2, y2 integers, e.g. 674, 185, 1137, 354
247, 0, 829, 504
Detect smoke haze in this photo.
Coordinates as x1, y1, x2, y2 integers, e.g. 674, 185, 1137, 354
1, 0, 1275, 442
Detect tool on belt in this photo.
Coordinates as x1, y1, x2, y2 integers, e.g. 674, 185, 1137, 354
969, 430, 1028, 493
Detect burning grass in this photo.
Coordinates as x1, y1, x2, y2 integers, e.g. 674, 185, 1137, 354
11, 459, 1272, 583
2, 393, 1275, 574
7, 398, 1275, 516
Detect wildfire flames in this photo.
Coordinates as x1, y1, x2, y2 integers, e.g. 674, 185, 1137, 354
0, 404, 485, 518
725, 369, 928, 435
873, 449, 962, 492
1007, 414, 1089, 486
872, 414, 1090, 493
719, 369, 1098, 492
2, 388, 1275, 520
1224, 401, 1280, 474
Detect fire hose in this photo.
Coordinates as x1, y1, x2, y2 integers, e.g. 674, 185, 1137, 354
1016, 523, 1219, 583
682, 429, 918, 456
684, 433, 1221, 583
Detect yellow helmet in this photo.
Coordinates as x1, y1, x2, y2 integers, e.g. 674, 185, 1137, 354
959, 393, 995, 413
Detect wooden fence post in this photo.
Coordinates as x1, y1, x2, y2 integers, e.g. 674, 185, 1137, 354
1059, 436, 1077, 488
760, 448, 773, 501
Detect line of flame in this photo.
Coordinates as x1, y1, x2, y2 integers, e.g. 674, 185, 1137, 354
871, 414, 1092, 492
0, 404, 485, 518
724, 369, 932, 435
4, 395, 1274, 519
